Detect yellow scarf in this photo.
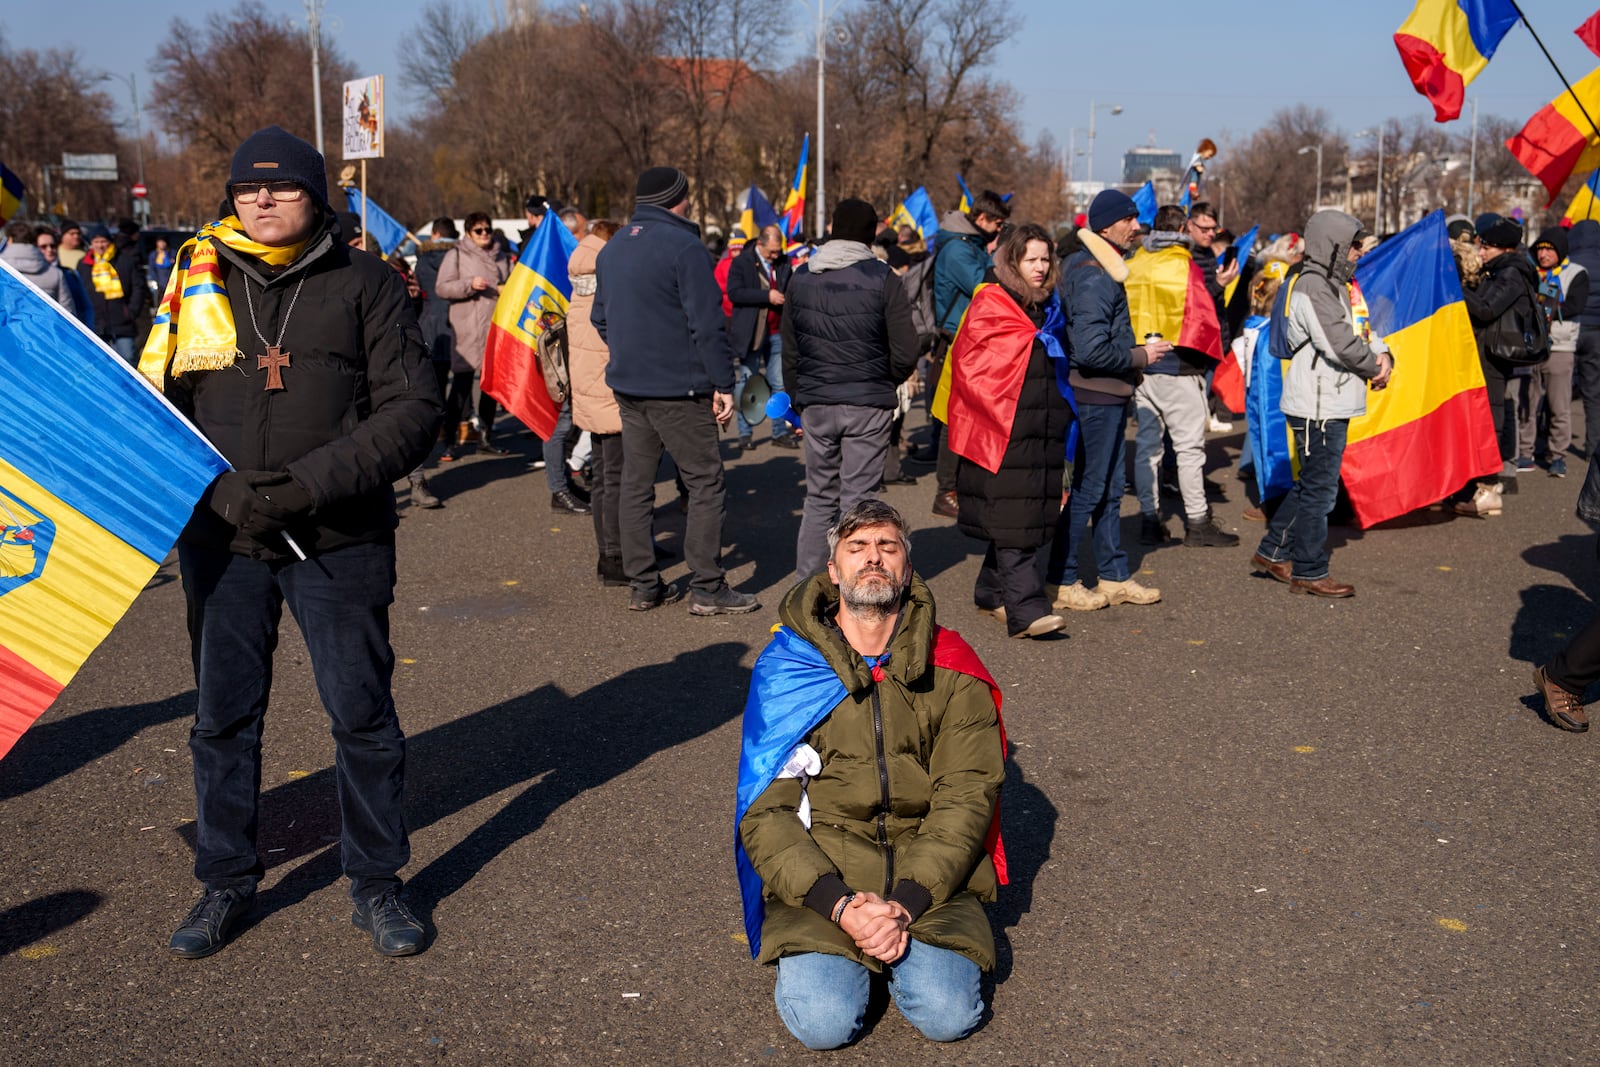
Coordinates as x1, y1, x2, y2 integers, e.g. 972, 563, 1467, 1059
138, 217, 307, 388
90, 245, 123, 300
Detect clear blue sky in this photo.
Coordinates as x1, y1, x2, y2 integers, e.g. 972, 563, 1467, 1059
9, 1, 1600, 184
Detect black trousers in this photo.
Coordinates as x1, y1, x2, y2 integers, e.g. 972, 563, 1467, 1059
443, 369, 498, 442
589, 431, 624, 560
616, 394, 727, 595
1576, 326, 1600, 455
928, 335, 959, 492
1548, 611, 1600, 693
974, 543, 1049, 636
1481, 354, 1515, 463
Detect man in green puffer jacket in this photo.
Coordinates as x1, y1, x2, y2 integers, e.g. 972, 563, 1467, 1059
737, 499, 1005, 1050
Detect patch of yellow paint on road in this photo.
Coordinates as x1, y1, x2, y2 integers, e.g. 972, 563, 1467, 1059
20, 945, 58, 960
287, 770, 310, 780
1186, 640, 1205, 646
1437, 565, 1452, 572
400, 658, 417, 665
502, 580, 520, 587
731, 933, 748, 945
1437, 918, 1469, 932
1293, 745, 1316, 753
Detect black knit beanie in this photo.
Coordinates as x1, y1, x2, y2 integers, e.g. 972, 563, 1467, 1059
228, 126, 329, 207
831, 198, 878, 245
1477, 214, 1523, 250
636, 167, 689, 209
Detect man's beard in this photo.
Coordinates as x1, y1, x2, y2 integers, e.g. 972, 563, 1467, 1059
841, 566, 903, 616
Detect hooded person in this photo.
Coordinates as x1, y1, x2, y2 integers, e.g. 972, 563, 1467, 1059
1, 219, 73, 309
1519, 228, 1589, 477
139, 124, 443, 961
1249, 209, 1391, 597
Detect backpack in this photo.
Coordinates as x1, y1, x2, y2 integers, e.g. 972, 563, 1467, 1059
1483, 270, 1550, 367
901, 257, 937, 351
536, 312, 570, 404
1266, 266, 1309, 364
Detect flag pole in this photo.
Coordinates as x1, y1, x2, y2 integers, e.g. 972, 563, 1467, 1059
1467, 96, 1478, 216
1511, 1, 1600, 141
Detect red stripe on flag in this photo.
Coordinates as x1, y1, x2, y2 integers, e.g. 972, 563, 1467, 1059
1577, 10, 1600, 59
1341, 387, 1502, 529
1177, 259, 1223, 359
0, 642, 65, 761
1394, 33, 1465, 123
1211, 351, 1245, 415
481, 322, 560, 440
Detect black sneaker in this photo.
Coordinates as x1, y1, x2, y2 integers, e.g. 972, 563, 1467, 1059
169, 886, 255, 959
688, 583, 760, 616
352, 890, 425, 957
1184, 514, 1240, 548
629, 582, 682, 611
551, 489, 592, 515
1139, 515, 1172, 545
739, 435, 755, 451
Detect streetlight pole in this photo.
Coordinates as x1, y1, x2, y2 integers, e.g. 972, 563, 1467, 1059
105, 71, 146, 223
1298, 143, 1323, 213
1087, 99, 1123, 186
1358, 128, 1384, 233
800, 0, 846, 238
304, 0, 326, 158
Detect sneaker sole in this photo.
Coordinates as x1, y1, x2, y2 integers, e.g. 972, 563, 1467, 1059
688, 601, 760, 616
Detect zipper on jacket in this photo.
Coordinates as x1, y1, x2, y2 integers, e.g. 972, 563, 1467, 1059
870, 684, 893, 897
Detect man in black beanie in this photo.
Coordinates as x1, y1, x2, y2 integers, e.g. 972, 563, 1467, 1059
782, 198, 920, 577
592, 165, 758, 614
146, 124, 442, 960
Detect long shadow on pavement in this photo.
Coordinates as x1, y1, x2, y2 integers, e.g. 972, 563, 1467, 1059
989, 760, 1058, 986
0, 890, 103, 957
208, 641, 751, 922
0, 692, 195, 803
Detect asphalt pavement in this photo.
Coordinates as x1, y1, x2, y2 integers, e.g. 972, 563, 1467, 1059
2, 419, 1597, 1065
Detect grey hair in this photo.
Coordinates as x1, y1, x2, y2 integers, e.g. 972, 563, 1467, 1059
826, 498, 912, 558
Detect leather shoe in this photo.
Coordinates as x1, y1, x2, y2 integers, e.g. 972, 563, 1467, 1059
931, 490, 958, 518
1290, 576, 1355, 598
352, 890, 425, 957
1535, 665, 1590, 732
551, 489, 591, 515
1250, 553, 1292, 584
169, 886, 255, 959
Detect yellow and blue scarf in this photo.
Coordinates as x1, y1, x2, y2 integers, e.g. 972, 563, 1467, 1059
89, 245, 123, 300
138, 216, 306, 388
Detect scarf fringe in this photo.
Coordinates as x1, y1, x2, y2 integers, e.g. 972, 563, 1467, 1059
171, 348, 241, 374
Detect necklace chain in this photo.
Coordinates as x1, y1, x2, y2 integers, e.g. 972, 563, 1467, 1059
240, 271, 308, 352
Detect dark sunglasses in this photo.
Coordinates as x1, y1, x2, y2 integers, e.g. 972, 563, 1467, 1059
470, 227, 492, 235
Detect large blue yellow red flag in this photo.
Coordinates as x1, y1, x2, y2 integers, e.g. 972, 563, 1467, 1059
0, 259, 229, 760
956, 172, 974, 215
342, 187, 410, 257
738, 184, 781, 241
1243, 314, 1295, 502
782, 135, 808, 239
0, 161, 24, 225
1124, 243, 1224, 360
482, 216, 578, 440
1564, 168, 1600, 223
1394, 0, 1520, 122
1510, 65, 1600, 205
1344, 210, 1501, 526
887, 186, 938, 242
1131, 180, 1157, 226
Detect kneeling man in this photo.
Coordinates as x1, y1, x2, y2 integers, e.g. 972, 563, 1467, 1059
736, 499, 1006, 1049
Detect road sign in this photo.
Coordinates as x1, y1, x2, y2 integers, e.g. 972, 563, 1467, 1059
62, 153, 119, 181
131, 183, 148, 199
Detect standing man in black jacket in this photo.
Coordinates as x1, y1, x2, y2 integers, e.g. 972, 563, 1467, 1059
593, 166, 758, 615
78, 220, 147, 362
141, 126, 442, 960
783, 199, 921, 577
727, 224, 795, 450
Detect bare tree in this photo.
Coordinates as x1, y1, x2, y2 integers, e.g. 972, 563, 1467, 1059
1220, 106, 1344, 235
396, 0, 486, 108
0, 34, 123, 221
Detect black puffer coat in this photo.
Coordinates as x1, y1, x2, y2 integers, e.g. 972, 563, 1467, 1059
956, 280, 1072, 550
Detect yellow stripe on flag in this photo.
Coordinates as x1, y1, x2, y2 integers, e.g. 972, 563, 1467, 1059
0, 455, 159, 686
1349, 302, 1481, 443
489, 263, 570, 351
1125, 246, 1192, 343
1397, 1, 1493, 82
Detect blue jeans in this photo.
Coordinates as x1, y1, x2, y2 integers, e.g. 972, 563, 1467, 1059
544, 401, 574, 492
1048, 401, 1131, 586
773, 941, 984, 1050
110, 335, 136, 364
178, 540, 408, 900
735, 334, 785, 439
1255, 416, 1348, 580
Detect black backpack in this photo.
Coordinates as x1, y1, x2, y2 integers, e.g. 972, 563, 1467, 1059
1483, 270, 1550, 367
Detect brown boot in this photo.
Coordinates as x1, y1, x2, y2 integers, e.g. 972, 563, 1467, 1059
1535, 665, 1590, 732
1250, 553, 1292, 584
1290, 576, 1355, 598
931, 490, 958, 518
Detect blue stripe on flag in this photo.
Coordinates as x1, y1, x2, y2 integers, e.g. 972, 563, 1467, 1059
1353, 210, 1463, 337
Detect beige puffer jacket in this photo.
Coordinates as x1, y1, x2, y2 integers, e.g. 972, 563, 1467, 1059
567, 233, 620, 434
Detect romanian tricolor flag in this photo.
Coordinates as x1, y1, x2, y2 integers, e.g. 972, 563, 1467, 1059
1509, 66, 1600, 206
738, 184, 781, 241
1343, 210, 1501, 527
0, 258, 228, 760
887, 186, 938, 242
0, 161, 24, 225
482, 214, 578, 440
781, 135, 808, 239
1394, 0, 1520, 123
1564, 168, 1600, 223
956, 172, 974, 215
1124, 243, 1223, 360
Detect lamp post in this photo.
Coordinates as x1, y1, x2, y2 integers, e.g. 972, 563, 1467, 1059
1298, 143, 1323, 213
1087, 99, 1123, 185
1357, 128, 1384, 234
303, 0, 326, 158
104, 71, 145, 222
799, 0, 848, 238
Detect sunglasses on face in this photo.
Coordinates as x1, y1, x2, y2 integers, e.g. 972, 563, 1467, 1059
470, 227, 492, 235
231, 181, 306, 203
37, 241, 55, 250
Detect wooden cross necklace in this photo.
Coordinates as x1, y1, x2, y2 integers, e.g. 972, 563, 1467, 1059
240, 271, 308, 391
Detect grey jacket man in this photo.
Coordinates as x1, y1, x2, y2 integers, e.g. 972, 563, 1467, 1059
1279, 210, 1388, 422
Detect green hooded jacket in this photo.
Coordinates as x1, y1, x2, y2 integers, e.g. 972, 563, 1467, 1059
738, 572, 1003, 971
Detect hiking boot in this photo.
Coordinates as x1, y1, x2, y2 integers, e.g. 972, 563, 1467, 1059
1099, 578, 1161, 605
1139, 515, 1173, 545
931, 490, 958, 518
1454, 483, 1503, 517
739, 435, 755, 451
1051, 581, 1110, 612
1535, 665, 1589, 732
1011, 614, 1066, 639
628, 582, 681, 612
1184, 513, 1240, 548
688, 583, 760, 616
352, 890, 425, 957
407, 471, 441, 509
169, 886, 255, 959
551, 489, 591, 515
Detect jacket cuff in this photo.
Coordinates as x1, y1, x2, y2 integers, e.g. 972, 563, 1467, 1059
888, 879, 933, 922
803, 873, 851, 919
1130, 346, 1149, 370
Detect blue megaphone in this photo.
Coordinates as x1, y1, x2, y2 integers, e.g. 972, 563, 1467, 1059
766, 391, 801, 430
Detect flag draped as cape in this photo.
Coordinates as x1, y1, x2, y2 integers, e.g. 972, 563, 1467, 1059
1125, 244, 1223, 360
734, 623, 1007, 959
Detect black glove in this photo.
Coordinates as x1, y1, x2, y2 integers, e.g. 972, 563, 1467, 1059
204, 470, 314, 542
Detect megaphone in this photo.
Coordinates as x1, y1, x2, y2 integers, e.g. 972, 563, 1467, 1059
739, 374, 771, 426
766, 391, 801, 430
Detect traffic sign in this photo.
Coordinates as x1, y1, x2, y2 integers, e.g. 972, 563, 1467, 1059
131, 182, 148, 199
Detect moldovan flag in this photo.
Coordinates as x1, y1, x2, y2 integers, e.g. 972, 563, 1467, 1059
1343, 210, 1501, 528
1506, 65, 1600, 205
0, 259, 228, 760
1394, 0, 1520, 122
1563, 168, 1600, 223
482, 215, 578, 440
738, 184, 781, 241
781, 135, 808, 239
0, 162, 23, 224
1124, 244, 1223, 360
